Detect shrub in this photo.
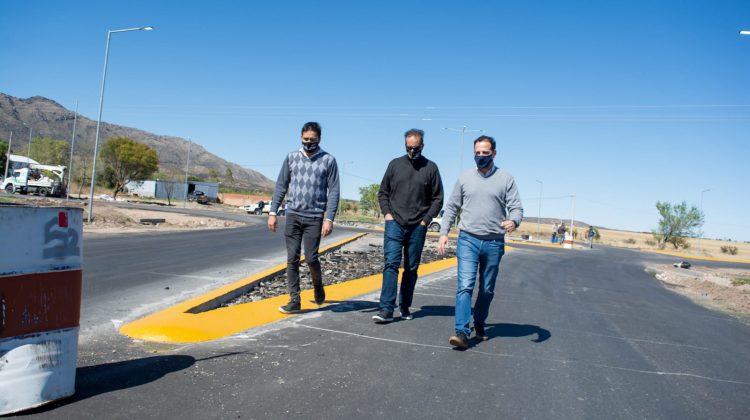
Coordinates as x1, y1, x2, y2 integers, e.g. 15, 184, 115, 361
720, 245, 739, 255
624, 238, 637, 245
645, 239, 657, 247
731, 277, 750, 286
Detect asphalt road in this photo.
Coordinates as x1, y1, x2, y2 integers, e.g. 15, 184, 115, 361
13, 239, 749, 419
79, 211, 363, 338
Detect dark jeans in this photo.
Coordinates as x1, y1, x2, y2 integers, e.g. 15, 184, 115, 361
379, 220, 428, 313
284, 213, 323, 303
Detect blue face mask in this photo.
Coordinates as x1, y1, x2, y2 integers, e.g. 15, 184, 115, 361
474, 155, 493, 169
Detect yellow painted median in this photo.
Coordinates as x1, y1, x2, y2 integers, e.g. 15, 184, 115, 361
120, 232, 459, 343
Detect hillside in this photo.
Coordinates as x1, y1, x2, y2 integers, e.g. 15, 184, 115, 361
0, 93, 275, 192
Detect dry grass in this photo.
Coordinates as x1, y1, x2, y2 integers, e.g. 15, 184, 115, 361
516, 222, 750, 261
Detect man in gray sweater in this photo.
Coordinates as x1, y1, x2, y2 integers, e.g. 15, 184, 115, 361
437, 135, 523, 349
268, 122, 340, 314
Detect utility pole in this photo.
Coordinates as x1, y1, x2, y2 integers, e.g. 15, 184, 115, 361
698, 188, 711, 251
536, 180, 543, 240
443, 126, 485, 171
184, 139, 191, 208
67, 101, 79, 199
3, 131, 11, 181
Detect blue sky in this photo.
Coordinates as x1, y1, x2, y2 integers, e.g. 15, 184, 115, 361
2, 1, 749, 240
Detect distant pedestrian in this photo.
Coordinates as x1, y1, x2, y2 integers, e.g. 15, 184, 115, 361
268, 122, 340, 314
372, 129, 444, 323
587, 225, 596, 248
557, 222, 567, 244
551, 223, 559, 244
438, 135, 523, 349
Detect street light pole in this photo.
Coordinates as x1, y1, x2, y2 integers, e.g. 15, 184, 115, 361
338, 161, 353, 218
3, 131, 11, 181
67, 101, 78, 199
443, 126, 484, 171
184, 139, 191, 208
535, 180, 543, 240
570, 195, 576, 241
699, 188, 711, 251
25, 124, 32, 190
88, 26, 153, 223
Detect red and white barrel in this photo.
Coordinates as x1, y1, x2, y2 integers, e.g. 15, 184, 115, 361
563, 232, 574, 249
0, 206, 83, 415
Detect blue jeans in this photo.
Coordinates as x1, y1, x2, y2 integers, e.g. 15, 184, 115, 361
454, 231, 505, 336
379, 220, 427, 313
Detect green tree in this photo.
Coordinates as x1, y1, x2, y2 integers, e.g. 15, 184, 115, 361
100, 137, 159, 198
225, 167, 234, 182
30, 136, 70, 166
358, 184, 380, 217
208, 168, 220, 182
0, 139, 8, 177
652, 201, 704, 249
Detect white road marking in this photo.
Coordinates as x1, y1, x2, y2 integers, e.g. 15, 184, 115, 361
298, 323, 749, 386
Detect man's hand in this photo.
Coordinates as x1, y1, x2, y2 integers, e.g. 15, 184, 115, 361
420, 220, 427, 226
384, 213, 394, 221
501, 220, 516, 234
268, 215, 278, 232
437, 235, 449, 255
321, 220, 333, 237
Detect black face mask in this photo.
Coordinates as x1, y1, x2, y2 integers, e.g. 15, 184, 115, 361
406, 145, 423, 160
474, 155, 493, 169
302, 141, 320, 153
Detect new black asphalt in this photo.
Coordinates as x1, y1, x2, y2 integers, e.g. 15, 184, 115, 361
14, 242, 750, 419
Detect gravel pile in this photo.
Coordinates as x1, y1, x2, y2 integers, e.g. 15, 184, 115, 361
223, 236, 456, 307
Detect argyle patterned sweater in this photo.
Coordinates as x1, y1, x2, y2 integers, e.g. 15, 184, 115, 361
270, 148, 340, 221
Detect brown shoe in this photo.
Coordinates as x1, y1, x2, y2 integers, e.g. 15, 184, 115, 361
449, 332, 469, 349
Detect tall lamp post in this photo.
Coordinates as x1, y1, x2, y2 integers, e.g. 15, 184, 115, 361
535, 180, 543, 240
88, 26, 154, 223
338, 161, 353, 218
443, 126, 485, 171
67, 101, 78, 199
698, 188, 711, 251
3, 131, 11, 181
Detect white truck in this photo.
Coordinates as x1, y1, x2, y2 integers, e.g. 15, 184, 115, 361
2, 164, 67, 197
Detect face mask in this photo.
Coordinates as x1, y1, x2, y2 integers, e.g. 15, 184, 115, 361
474, 155, 493, 169
406, 146, 423, 160
302, 141, 320, 153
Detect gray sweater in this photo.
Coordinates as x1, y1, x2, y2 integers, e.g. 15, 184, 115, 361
440, 165, 523, 239
270, 148, 340, 221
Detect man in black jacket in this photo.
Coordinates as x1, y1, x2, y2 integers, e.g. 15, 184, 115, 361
373, 129, 444, 323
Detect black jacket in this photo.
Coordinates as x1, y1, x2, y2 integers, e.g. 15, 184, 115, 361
378, 155, 444, 227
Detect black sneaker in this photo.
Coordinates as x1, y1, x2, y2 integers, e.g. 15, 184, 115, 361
474, 324, 488, 341
449, 332, 470, 349
400, 307, 413, 320
313, 285, 326, 306
278, 301, 301, 314
372, 310, 394, 323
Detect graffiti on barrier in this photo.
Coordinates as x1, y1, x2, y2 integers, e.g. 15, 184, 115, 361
43, 216, 80, 260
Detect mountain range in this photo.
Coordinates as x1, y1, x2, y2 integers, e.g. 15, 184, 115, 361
0, 93, 275, 192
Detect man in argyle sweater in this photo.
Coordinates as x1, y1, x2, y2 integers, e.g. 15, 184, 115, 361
268, 122, 340, 314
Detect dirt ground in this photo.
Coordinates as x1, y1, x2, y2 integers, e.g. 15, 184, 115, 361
518, 221, 750, 262
84, 206, 244, 234
649, 264, 750, 323
1, 196, 246, 234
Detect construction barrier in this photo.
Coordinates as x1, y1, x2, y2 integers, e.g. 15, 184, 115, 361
563, 232, 574, 249
0, 206, 83, 415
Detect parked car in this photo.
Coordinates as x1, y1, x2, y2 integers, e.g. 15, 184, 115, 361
427, 209, 445, 232
243, 200, 285, 215
189, 190, 210, 204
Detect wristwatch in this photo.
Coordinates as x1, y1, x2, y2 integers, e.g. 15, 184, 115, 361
269, 212, 277, 216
